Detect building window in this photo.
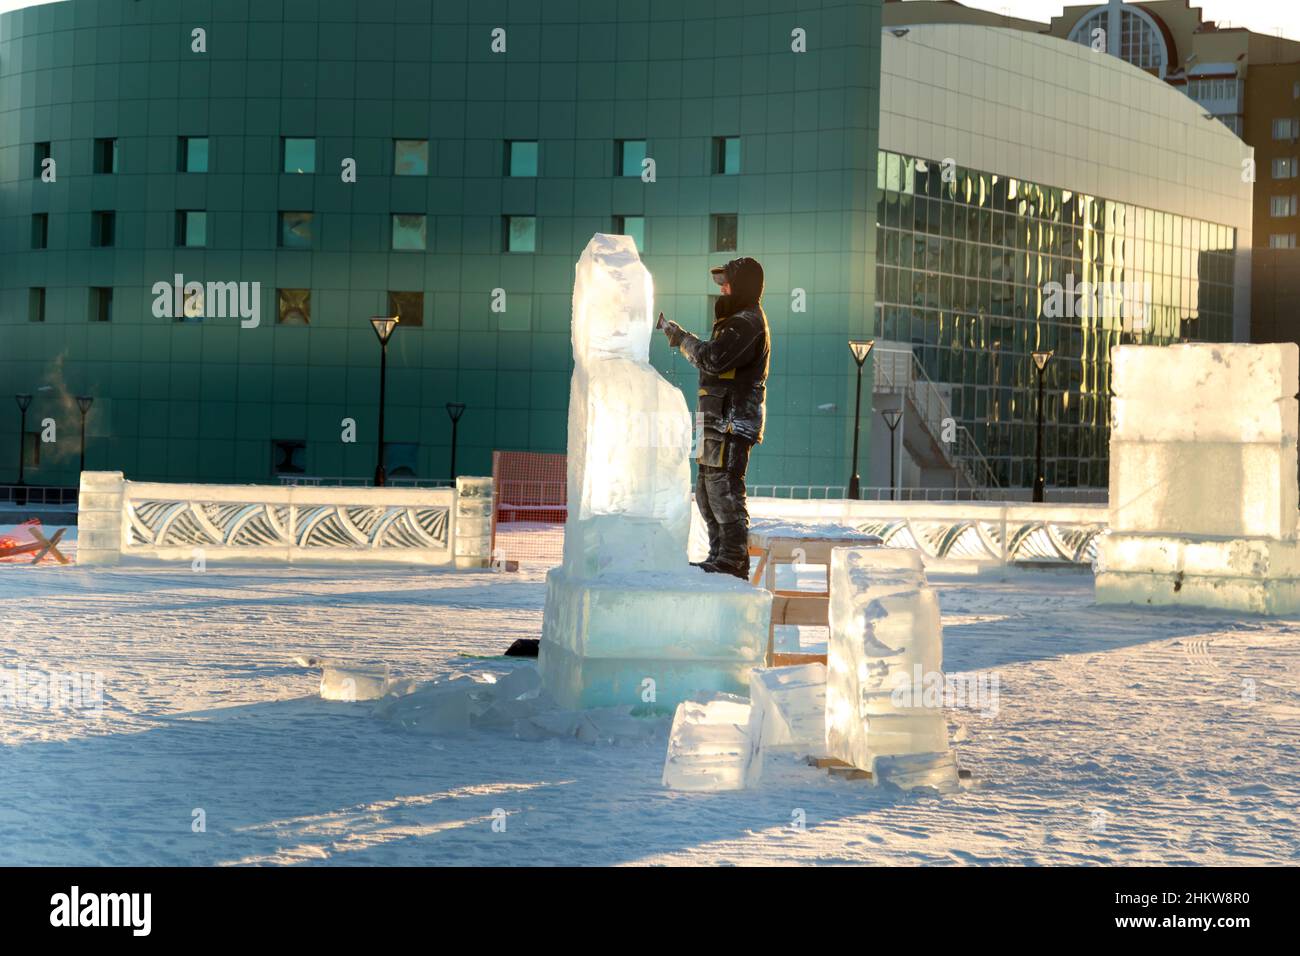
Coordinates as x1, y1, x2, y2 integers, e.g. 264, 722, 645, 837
33, 141, 50, 178
1272, 118, 1300, 141
506, 140, 538, 177
711, 213, 738, 252
90, 287, 113, 323
91, 211, 116, 247
277, 289, 310, 325
281, 137, 316, 173
1214, 115, 1243, 137
394, 139, 428, 176
1272, 157, 1299, 179
391, 213, 427, 251
504, 215, 536, 252
29, 287, 45, 323
93, 138, 118, 174
1188, 78, 1239, 102
712, 136, 740, 175
1068, 9, 1167, 77
279, 211, 313, 248
383, 442, 419, 479
614, 215, 645, 251
615, 139, 647, 177
179, 137, 209, 172
271, 439, 307, 476
1269, 234, 1297, 249
177, 210, 207, 247
1270, 195, 1298, 217
387, 291, 424, 327
31, 213, 48, 249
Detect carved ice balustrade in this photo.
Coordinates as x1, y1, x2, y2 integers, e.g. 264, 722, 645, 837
742, 498, 1109, 567
76, 473, 494, 567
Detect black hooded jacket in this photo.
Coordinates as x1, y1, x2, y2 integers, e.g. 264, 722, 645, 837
679, 257, 771, 445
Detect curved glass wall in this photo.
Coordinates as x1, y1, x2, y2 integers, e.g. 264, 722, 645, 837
874, 150, 1237, 490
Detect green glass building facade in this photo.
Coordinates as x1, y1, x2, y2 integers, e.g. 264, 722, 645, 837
0, 0, 884, 490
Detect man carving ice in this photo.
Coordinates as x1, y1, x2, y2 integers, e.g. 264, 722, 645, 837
659, 257, 770, 579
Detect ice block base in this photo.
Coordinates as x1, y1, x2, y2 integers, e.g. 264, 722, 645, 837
1096, 570, 1300, 615
1095, 533, 1300, 614
538, 567, 771, 712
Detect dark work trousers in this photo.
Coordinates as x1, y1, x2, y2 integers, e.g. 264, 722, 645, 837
695, 434, 754, 571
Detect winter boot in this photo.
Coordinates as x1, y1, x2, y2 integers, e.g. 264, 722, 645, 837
706, 521, 751, 580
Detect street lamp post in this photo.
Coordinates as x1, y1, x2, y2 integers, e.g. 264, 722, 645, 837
882, 409, 902, 501
14, 394, 32, 507
76, 396, 94, 476
1031, 349, 1054, 503
847, 339, 875, 500
369, 316, 399, 487
445, 403, 466, 482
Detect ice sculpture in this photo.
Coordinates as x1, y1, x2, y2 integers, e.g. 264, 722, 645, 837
538, 235, 771, 711
563, 234, 693, 575
1096, 343, 1300, 613
825, 548, 959, 792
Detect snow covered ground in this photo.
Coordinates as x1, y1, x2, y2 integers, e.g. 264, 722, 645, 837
0, 557, 1296, 866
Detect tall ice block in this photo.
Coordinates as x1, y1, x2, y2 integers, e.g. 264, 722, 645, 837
539, 234, 771, 711
1098, 343, 1300, 613
825, 548, 958, 791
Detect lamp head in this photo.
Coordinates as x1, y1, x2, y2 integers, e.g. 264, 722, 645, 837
1032, 349, 1054, 372
882, 409, 903, 430
15, 393, 32, 412
370, 316, 399, 345
446, 402, 466, 423
77, 395, 94, 415
849, 339, 875, 368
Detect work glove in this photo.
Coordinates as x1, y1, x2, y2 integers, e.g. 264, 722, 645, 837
660, 318, 686, 348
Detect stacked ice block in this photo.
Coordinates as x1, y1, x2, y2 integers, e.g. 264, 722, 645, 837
1096, 344, 1300, 613
745, 663, 826, 786
539, 235, 771, 712
826, 548, 958, 791
661, 693, 753, 791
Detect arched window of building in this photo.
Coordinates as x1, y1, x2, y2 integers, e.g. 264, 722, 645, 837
1068, 4, 1169, 79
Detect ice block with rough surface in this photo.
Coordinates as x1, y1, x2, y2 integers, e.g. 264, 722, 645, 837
539, 568, 768, 710
826, 548, 958, 790
1110, 343, 1298, 444
320, 664, 390, 701
662, 693, 753, 791
1098, 342, 1300, 614
1109, 440, 1297, 540
745, 663, 827, 785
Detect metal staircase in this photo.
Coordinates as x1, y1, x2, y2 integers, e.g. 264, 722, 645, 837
871, 343, 1001, 496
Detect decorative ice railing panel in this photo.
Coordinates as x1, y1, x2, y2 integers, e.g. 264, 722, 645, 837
851, 517, 1103, 564
127, 500, 450, 552
78, 473, 483, 567
728, 498, 1110, 568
